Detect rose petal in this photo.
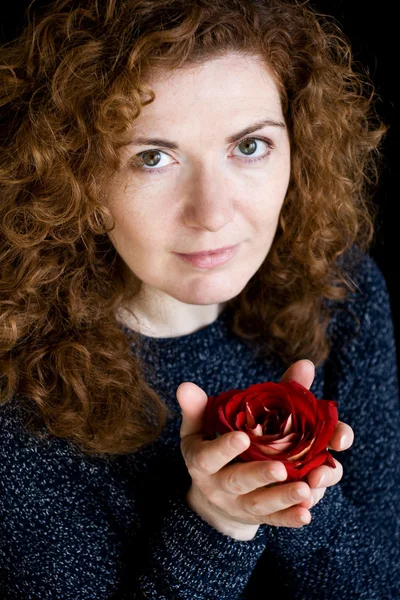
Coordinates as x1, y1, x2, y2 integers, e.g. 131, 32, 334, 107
282, 456, 322, 480
224, 393, 248, 422
282, 413, 294, 436
251, 433, 281, 443
204, 379, 339, 483
256, 440, 297, 455
245, 402, 257, 428
307, 400, 338, 454
235, 411, 246, 430
248, 432, 299, 445
323, 450, 337, 469
249, 423, 264, 437
287, 437, 316, 461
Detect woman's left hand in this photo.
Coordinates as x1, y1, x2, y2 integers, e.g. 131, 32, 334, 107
280, 359, 354, 509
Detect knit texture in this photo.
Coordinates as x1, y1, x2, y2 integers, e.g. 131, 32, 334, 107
1, 252, 399, 599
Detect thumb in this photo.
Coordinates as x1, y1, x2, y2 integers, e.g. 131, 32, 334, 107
176, 381, 209, 439
280, 359, 315, 390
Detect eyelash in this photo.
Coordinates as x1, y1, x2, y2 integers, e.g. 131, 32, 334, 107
131, 136, 274, 175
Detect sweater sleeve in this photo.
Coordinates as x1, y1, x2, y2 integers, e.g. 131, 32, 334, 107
325, 255, 400, 517
0, 402, 266, 600
133, 495, 267, 599
0, 410, 126, 599
245, 254, 400, 600
321, 255, 400, 598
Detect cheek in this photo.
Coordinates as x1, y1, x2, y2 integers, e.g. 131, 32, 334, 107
109, 211, 173, 267
264, 160, 291, 221
105, 180, 170, 260
107, 191, 158, 245
250, 178, 288, 230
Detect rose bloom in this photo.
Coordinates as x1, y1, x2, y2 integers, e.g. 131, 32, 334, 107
203, 379, 338, 482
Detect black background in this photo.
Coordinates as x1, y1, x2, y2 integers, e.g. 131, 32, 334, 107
311, 1, 400, 367
1, 1, 399, 364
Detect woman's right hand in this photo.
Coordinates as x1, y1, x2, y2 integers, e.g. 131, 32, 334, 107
176, 360, 349, 541
180, 421, 312, 541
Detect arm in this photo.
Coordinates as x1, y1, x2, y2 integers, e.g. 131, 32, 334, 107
133, 494, 268, 599
246, 254, 400, 600
133, 255, 399, 599
323, 255, 400, 596
0, 401, 267, 600
0, 409, 127, 599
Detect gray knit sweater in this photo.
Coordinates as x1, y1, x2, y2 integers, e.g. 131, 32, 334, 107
1, 252, 399, 599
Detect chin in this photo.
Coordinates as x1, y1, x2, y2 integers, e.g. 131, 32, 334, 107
174, 275, 248, 306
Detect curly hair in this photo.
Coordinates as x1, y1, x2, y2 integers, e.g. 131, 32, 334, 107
0, 0, 386, 455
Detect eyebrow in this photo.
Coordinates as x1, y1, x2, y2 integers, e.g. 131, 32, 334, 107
121, 118, 286, 150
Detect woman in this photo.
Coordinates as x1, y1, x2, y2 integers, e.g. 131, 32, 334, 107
0, 0, 398, 598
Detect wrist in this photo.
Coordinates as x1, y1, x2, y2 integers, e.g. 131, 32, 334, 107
185, 487, 259, 541
206, 514, 260, 541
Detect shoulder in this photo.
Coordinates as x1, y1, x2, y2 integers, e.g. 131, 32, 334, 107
327, 249, 394, 345
322, 249, 398, 399
341, 247, 390, 308
0, 394, 107, 488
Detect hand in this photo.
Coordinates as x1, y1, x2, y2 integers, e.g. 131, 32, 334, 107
280, 360, 354, 511
176, 359, 354, 541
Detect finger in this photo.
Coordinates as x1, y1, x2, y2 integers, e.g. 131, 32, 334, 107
219, 460, 287, 495
306, 458, 343, 489
242, 481, 311, 518
280, 359, 315, 390
265, 505, 312, 528
176, 381, 209, 438
182, 430, 250, 475
310, 487, 326, 507
327, 421, 354, 451
298, 486, 326, 509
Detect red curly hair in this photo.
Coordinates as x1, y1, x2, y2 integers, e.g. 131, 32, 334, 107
0, 0, 386, 455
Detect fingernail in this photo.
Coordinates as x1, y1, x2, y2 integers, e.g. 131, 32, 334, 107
231, 434, 248, 451
339, 434, 348, 450
302, 359, 315, 367
310, 493, 315, 506
296, 486, 309, 500
299, 512, 311, 525
316, 473, 326, 487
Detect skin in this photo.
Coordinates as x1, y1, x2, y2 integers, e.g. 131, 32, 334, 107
107, 53, 291, 337
106, 53, 354, 540
177, 360, 354, 541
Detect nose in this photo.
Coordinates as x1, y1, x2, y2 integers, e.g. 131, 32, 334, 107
182, 165, 235, 231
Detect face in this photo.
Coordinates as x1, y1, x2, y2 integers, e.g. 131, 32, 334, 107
106, 53, 291, 336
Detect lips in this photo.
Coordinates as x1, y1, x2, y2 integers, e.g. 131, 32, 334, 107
177, 244, 237, 257
175, 244, 241, 269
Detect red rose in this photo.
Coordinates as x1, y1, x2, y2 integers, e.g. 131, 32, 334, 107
203, 379, 338, 482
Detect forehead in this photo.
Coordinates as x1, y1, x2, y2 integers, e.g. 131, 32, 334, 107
136, 54, 283, 124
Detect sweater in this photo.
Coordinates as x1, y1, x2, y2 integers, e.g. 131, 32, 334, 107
1, 252, 399, 599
